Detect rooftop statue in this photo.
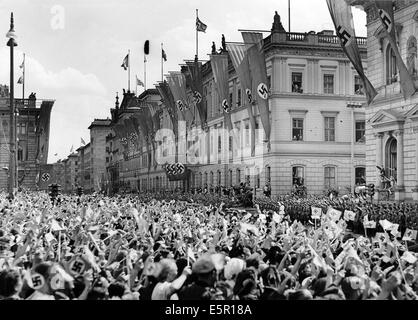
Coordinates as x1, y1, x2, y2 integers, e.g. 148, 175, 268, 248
271, 11, 286, 32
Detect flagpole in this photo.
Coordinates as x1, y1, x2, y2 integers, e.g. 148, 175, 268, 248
144, 53, 147, 91
161, 43, 163, 82
195, 9, 198, 60
288, 0, 291, 32
128, 50, 131, 92
22, 53, 25, 101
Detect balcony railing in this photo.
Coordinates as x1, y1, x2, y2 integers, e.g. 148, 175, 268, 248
318, 35, 340, 44
268, 31, 367, 47
286, 32, 306, 41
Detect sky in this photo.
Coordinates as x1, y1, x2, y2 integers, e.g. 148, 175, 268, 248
0, 0, 367, 163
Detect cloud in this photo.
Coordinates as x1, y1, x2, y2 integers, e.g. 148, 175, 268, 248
0, 48, 106, 96
0, 47, 110, 163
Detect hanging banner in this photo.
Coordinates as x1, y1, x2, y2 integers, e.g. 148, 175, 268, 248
156, 81, 178, 140
326, 0, 377, 104
37, 163, 63, 190
35, 101, 53, 164
210, 53, 233, 131
227, 43, 256, 157
164, 163, 189, 181
167, 72, 193, 123
186, 59, 207, 128
242, 32, 271, 149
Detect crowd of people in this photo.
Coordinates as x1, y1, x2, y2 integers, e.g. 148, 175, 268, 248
0, 190, 417, 300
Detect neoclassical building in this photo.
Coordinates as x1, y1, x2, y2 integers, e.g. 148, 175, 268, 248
351, 0, 418, 200
99, 12, 368, 196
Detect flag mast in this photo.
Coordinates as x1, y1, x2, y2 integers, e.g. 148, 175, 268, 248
128, 49, 131, 92
161, 43, 163, 82
288, 0, 291, 32
196, 9, 198, 60
144, 52, 147, 90
22, 53, 25, 100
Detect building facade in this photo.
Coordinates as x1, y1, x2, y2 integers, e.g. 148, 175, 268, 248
0, 86, 54, 191
89, 118, 112, 192
62, 153, 78, 193
351, 0, 418, 201
101, 12, 368, 197
76, 142, 92, 192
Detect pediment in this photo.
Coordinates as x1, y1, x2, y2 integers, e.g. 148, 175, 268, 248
369, 109, 405, 128
413, 10, 418, 22
405, 104, 418, 121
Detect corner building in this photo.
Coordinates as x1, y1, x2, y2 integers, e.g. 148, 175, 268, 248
351, 0, 418, 201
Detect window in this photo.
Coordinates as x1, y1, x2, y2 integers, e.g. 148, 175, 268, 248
229, 92, 233, 108
386, 45, 398, 84
17, 145, 23, 161
267, 75, 271, 90
355, 121, 365, 143
292, 118, 304, 141
229, 169, 233, 186
292, 166, 304, 186
210, 172, 214, 185
385, 137, 397, 180
229, 136, 233, 152
244, 120, 250, 147
245, 168, 250, 184
355, 167, 366, 185
354, 75, 364, 95
17, 123, 26, 135
323, 74, 334, 94
324, 117, 335, 142
255, 168, 260, 188
237, 88, 242, 107
292, 72, 303, 93
265, 165, 271, 183
28, 121, 34, 132
218, 135, 222, 154
217, 171, 221, 186
236, 169, 241, 184
324, 166, 336, 188
234, 122, 241, 150
199, 172, 203, 187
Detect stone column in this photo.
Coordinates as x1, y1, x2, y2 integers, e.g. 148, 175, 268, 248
374, 133, 384, 201
394, 130, 405, 201
412, 127, 418, 201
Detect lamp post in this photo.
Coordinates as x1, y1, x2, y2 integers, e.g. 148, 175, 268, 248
347, 102, 363, 194
6, 13, 17, 199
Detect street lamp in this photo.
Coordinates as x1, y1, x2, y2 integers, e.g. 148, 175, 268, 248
347, 101, 364, 194
6, 12, 18, 199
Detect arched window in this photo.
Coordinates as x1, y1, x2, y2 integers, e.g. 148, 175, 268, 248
217, 170, 221, 186
229, 169, 233, 186
236, 168, 241, 184
245, 168, 251, 184
265, 165, 271, 184
385, 137, 397, 180
210, 171, 214, 185
255, 167, 260, 188
386, 45, 398, 85
199, 172, 203, 187
292, 166, 305, 186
